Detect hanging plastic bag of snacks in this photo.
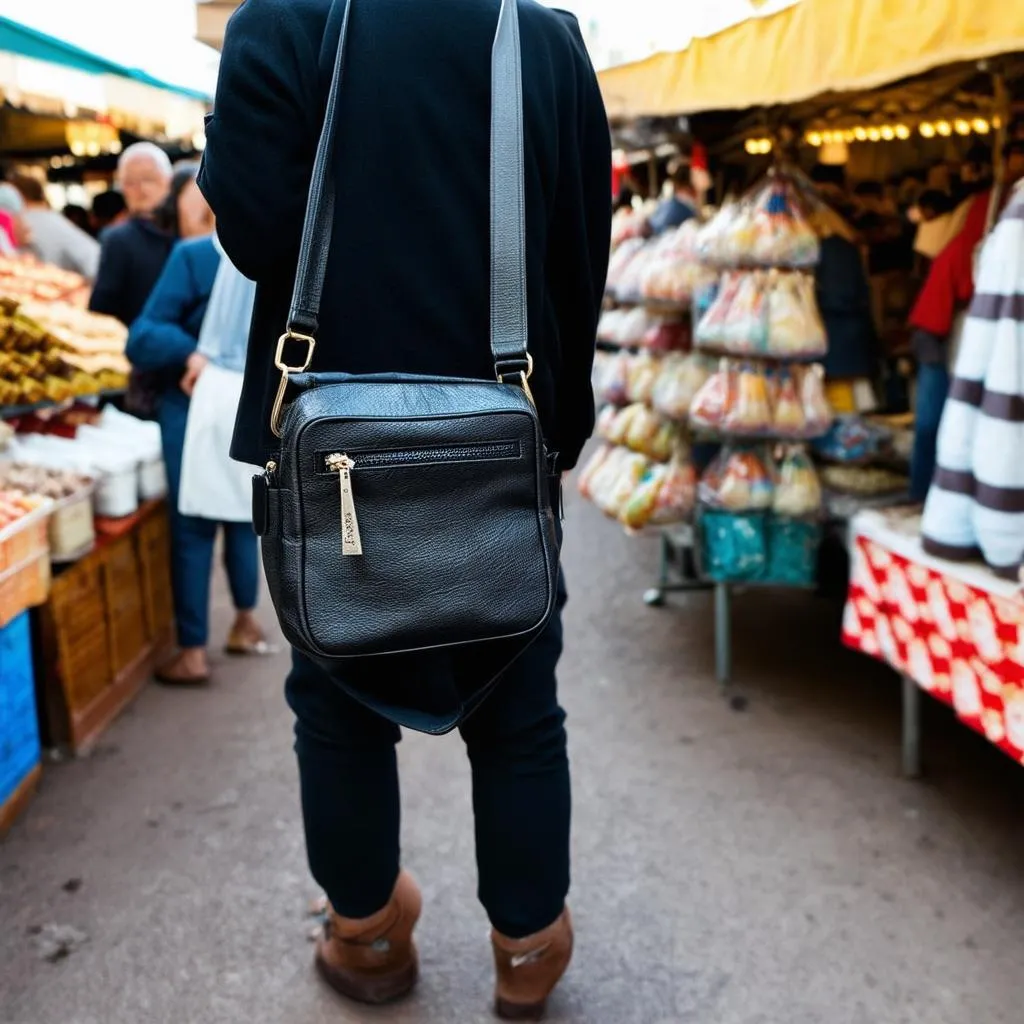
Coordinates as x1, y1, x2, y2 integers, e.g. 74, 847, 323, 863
624, 351, 662, 404
724, 364, 773, 435
698, 445, 775, 511
772, 369, 807, 437
720, 271, 769, 354
797, 364, 834, 435
577, 443, 613, 500
649, 453, 697, 525
689, 360, 736, 432
695, 271, 742, 348
651, 353, 714, 421
766, 271, 827, 358
772, 445, 823, 516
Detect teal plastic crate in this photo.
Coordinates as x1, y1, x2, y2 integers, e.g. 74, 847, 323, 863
0, 612, 41, 810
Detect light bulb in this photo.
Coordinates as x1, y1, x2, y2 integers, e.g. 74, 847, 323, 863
806, 131, 823, 147
854, 127, 868, 142
919, 122, 936, 138
881, 126, 895, 141
972, 118, 990, 134
895, 124, 911, 140
867, 127, 881, 142
954, 119, 971, 136
936, 120, 952, 136
744, 138, 759, 154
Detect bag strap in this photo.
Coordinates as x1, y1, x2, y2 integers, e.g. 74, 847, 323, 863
272, 0, 531, 436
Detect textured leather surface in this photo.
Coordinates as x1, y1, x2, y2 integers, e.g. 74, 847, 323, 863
264, 0, 556, 664
264, 375, 559, 659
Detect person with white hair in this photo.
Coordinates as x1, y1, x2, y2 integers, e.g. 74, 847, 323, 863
89, 142, 175, 330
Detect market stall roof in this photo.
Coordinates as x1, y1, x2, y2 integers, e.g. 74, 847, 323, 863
599, 0, 1024, 120
0, 17, 209, 102
0, 16, 210, 146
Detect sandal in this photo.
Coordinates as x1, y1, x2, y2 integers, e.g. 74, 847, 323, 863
154, 652, 210, 687
225, 629, 278, 657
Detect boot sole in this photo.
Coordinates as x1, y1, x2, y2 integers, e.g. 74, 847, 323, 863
495, 996, 547, 1021
315, 949, 419, 1005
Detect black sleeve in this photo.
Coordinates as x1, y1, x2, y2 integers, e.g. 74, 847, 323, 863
547, 15, 612, 471
197, 0, 323, 283
88, 231, 130, 323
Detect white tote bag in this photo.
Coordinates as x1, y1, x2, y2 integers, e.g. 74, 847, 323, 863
178, 361, 255, 522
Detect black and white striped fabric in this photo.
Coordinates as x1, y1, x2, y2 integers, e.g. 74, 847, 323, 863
921, 182, 1024, 581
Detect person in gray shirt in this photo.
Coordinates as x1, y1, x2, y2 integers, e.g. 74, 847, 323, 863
10, 174, 100, 281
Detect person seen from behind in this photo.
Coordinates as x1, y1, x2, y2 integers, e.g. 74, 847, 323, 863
199, 0, 610, 1018
125, 200, 267, 686
647, 157, 698, 235
10, 174, 100, 280
91, 189, 128, 236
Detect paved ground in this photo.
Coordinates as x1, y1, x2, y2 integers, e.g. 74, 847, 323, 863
2, 483, 1024, 1024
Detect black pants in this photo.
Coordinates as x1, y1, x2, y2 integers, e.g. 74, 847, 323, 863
285, 581, 570, 939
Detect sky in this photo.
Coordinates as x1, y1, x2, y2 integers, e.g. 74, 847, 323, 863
0, 0, 797, 94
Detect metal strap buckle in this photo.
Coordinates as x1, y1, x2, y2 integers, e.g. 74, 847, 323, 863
497, 352, 535, 408
271, 331, 317, 437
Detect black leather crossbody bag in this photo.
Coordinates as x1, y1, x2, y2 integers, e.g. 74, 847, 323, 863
255, 0, 560, 665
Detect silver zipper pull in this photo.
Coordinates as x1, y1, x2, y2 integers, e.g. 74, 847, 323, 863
325, 453, 363, 556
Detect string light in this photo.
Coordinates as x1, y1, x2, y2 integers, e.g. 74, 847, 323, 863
972, 118, 991, 134
744, 137, 773, 155
954, 119, 971, 136
806, 131, 823, 147
881, 125, 895, 141
936, 120, 952, 136
867, 126, 881, 142
853, 126, 868, 142
919, 122, 936, 138
895, 124, 911, 140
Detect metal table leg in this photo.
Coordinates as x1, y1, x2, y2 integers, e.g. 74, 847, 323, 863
901, 674, 922, 779
715, 582, 731, 688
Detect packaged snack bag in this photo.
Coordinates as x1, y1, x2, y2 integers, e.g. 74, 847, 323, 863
773, 445, 823, 516
593, 449, 649, 519
624, 403, 662, 455
643, 319, 691, 354
699, 446, 774, 511
689, 360, 736, 431
649, 454, 697, 525
724, 365, 773, 435
695, 271, 742, 347
577, 443, 613, 499
773, 370, 807, 436
594, 404, 620, 442
620, 464, 665, 529
651, 353, 714, 420
720, 272, 769, 353
798, 363, 834, 435
593, 351, 630, 406
624, 351, 662, 404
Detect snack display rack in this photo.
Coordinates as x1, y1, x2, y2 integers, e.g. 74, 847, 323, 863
0, 259, 172, 829
584, 170, 840, 685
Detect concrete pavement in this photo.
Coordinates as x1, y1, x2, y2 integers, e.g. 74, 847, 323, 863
2, 485, 1024, 1023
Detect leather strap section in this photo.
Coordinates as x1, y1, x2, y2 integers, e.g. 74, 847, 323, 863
285, 0, 528, 377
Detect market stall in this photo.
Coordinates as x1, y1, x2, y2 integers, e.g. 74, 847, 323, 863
0, 256, 171, 833
590, 0, 1024, 695
844, 508, 1024, 776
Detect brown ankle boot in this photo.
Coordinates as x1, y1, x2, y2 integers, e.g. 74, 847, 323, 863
492, 907, 573, 1020
315, 871, 422, 1005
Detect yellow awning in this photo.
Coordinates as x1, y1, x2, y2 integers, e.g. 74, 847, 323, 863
599, 0, 1024, 119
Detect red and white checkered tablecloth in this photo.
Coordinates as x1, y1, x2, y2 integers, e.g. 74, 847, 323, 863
843, 511, 1024, 764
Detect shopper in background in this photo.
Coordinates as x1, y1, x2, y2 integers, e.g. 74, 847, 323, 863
126, 215, 267, 686
91, 189, 128, 236
157, 161, 216, 240
89, 143, 175, 327
10, 174, 100, 281
200, 0, 610, 1017
647, 158, 698, 235
62, 204, 93, 236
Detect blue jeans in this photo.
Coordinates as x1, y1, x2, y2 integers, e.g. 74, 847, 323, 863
159, 392, 260, 648
910, 362, 950, 502
285, 580, 570, 939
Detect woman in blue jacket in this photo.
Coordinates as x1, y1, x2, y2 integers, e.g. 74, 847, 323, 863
126, 234, 266, 685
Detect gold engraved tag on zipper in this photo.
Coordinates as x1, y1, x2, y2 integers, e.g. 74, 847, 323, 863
325, 453, 363, 556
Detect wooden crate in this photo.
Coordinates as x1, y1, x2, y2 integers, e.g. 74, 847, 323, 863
34, 502, 173, 755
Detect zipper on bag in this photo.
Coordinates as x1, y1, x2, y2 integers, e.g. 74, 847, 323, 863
321, 440, 520, 556
325, 453, 363, 556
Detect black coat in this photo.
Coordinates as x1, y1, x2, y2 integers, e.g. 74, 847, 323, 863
198, 0, 611, 471
89, 218, 175, 327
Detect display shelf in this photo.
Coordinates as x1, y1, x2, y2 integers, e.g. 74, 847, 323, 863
692, 344, 824, 365
0, 388, 126, 421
